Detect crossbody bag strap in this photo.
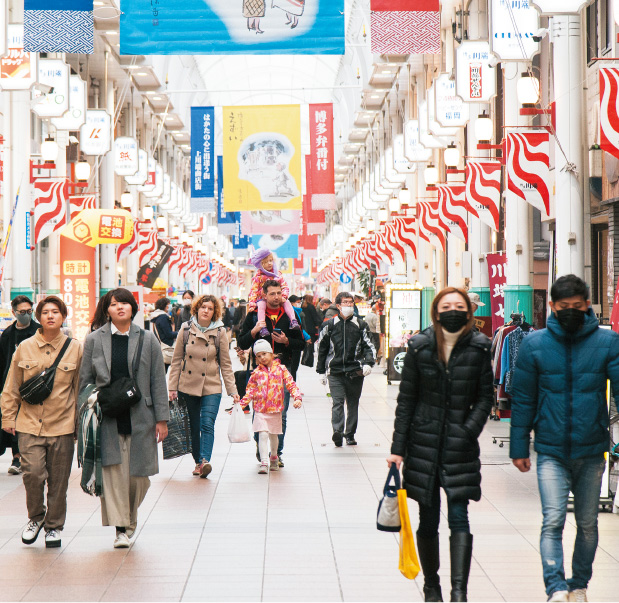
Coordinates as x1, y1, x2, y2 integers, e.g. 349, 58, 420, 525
132, 330, 145, 380
152, 320, 162, 343
51, 337, 73, 370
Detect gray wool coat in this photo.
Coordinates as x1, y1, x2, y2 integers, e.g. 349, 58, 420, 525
78, 323, 170, 477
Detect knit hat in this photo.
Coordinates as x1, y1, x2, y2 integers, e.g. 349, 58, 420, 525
253, 339, 273, 355
250, 247, 278, 277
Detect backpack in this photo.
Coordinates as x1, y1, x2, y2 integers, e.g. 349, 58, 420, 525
181, 321, 223, 366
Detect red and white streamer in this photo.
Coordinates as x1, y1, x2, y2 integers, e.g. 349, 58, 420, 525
437, 184, 471, 242
34, 179, 67, 244
69, 194, 97, 222
418, 201, 446, 251
465, 161, 501, 231
600, 68, 619, 161
117, 219, 138, 262
138, 225, 157, 267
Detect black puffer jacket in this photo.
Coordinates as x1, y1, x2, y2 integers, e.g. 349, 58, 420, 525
391, 326, 493, 507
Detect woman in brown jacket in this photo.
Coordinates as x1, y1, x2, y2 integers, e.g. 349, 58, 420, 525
168, 294, 239, 478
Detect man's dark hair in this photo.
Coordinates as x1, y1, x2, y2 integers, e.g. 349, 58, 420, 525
183, 290, 195, 299
335, 292, 354, 305
288, 295, 301, 304
155, 297, 170, 311
35, 295, 67, 321
105, 288, 139, 320
262, 279, 282, 294
11, 295, 33, 311
550, 275, 590, 303
319, 298, 331, 306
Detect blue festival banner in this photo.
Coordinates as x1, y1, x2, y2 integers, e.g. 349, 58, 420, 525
251, 234, 299, 260
191, 107, 215, 213
25, 0, 94, 54
120, 0, 345, 55
217, 156, 238, 235
232, 222, 250, 258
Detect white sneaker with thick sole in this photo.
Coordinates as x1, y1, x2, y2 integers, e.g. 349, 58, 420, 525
548, 590, 569, 602
258, 461, 269, 474
568, 589, 587, 602
113, 532, 131, 548
22, 520, 43, 545
44, 529, 61, 548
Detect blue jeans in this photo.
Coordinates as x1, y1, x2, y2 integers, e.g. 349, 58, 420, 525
417, 475, 470, 538
184, 393, 222, 464
537, 453, 605, 596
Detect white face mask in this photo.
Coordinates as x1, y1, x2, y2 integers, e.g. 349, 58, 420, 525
182, 298, 192, 306
340, 306, 354, 318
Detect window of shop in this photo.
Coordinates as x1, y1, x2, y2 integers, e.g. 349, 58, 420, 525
587, 0, 599, 64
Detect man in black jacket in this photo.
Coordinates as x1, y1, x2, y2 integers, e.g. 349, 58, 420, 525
0, 295, 41, 474
237, 280, 305, 465
316, 291, 376, 447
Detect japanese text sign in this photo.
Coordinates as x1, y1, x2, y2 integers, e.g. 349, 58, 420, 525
309, 103, 336, 210
0, 24, 37, 90
61, 208, 134, 247
487, 252, 507, 333
456, 41, 497, 103
80, 110, 111, 156
191, 106, 215, 201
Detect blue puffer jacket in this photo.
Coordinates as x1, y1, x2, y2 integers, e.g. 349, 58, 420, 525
510, 309, 619, 460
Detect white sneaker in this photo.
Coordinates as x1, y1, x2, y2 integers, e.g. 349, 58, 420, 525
568, 590, 588, 602
548, 590, 569, 602
22, 520, 43, 545
258, 461, 269, 474
113, 532, 131, 548
44, 529, 61, 548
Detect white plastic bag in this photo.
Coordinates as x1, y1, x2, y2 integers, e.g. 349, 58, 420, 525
227, 404, 251, 443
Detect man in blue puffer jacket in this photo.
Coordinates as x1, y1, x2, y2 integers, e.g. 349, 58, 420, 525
510, 274, 619, 603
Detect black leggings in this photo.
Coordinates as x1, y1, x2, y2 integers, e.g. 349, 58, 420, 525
417, 476, 470, 538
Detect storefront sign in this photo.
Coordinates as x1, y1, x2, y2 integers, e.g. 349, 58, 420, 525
33, 59, 70, 118
490, 0, 539, 61
143, 163, 164, 198
387, 285, 422, 383
137, 239, 173, 289
531, 0, 588, 13
114, 136, 139, 176
0, 24, 38, 91
138, 157, 156, 192
191, 106, 215, 205
487, 252, 507, 333
404, 120, 433, 161
60, 235, 96, 341
125, 149, 148, 185
393, 134, 415, 173
51, 75, 86, 130
434, 74, 469, 128
0, 0, 6, 58
456, 41, 496, 102
61, 208, 134, 247
80, 110, 111, 156
309, 103, 336, 210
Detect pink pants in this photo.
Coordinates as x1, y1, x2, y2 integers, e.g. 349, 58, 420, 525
256, 299, 297, 324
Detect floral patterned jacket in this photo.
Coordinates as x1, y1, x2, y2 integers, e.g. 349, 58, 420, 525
248, 272, 290, 311
241, 358, 301, 413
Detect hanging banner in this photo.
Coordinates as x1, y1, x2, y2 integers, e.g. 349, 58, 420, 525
251, 234, 298, 259
191, 106, 215, 212
506, 130, 551, 217
465, 161, 501, 231
52, 75, 87, 131
217, 155, 238, 235
490, 0, 539, 61
80, 110, 111, 156
456, 41, 496, 103
60, 209, 134, 247
138, 157, 156, 192
117, 220, 138, 262
393, 134, 415, 173
600, 68, 619, 161
393, 217, 417, 258
417, 201, 446, 251
138, 226, 158, 267
437, 184, 475, 243
0, 24, 38, 91
69, 194, 97, 222
33, 179, 68, 244
241, 210, 301, 235
303, 155, 326, 233
119, 0, 344, 55
24, 0, 94, 54
223, 105, 302, 211
114, 137, 139, 176
32, 59, 70, 118
309, 104, 336, 210
137, 239, 173, 289
370, 0, 440, 55
487, 252, 507, 333
143, 163, 164, 199
404, 120, 433, 162
126, 149, 148, 185
59, 235, 96, 341
434, 74, 469, 128
232, 221, 250, 257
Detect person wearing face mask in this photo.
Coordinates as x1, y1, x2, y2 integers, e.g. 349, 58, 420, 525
316, 292, 376, 447
386, 287, 493, 603
510, 275, 619, 603
174, 290, 195, 331
0, 296, 41, 475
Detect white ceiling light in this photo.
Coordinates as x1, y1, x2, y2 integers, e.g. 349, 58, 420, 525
517, 72, 540, 106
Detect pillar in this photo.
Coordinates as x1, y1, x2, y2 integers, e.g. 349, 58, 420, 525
416, 170, 435, 328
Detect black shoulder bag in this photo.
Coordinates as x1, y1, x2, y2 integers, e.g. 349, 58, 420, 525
98, 330, 145, 418
19, 337, 73, 405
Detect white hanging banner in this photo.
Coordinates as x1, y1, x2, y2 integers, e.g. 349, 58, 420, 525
456, 41, 497, 103
435, 74, 469, 128
32, 59, 70, 118
0, 24, 38, 91
137, 157, 156, 193
490, 0, 539, 61
418, 101, 449, 149
51, 75, 87, 131
403, 121, 433, 161
427, 84, 458, 137
144, 163, 164, 198
125, 149, 148, 185
80, 110, 111, 156
393, 134, 416, 173
114, 136, 139, 176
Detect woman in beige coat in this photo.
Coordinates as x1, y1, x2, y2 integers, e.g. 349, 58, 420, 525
168, 294, 239, 478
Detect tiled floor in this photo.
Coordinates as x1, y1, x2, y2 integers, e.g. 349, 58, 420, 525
1, 360, 618, 602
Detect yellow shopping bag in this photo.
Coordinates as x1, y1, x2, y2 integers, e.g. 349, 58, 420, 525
397, 489, 420, 580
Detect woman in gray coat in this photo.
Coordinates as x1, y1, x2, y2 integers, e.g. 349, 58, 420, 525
79, 288, 169, 549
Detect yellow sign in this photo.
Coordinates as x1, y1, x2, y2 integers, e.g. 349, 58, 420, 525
60, 209, 134, 247
62, 260, 91, 276
223, 105, 302, 211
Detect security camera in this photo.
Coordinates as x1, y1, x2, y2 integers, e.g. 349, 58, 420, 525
487, 55, 499, 69
533, 28, 549, 42
33, 83, 53, 95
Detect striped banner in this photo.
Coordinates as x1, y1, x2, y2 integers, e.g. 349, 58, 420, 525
465, 161, 501, 231
137, 226, 157, 267
69, 194, 97, 222
600, 68, 619, 161
418, 201, 446, 251
437, 184, 471, 242
117, 220, 138, 262
33, 178, 67, 244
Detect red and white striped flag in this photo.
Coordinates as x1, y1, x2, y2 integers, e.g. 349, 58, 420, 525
384, 222, 407, 263
600, 68, 619, 161
138, 226, 157, 267
465, 161, 501, 231
393, 217, 417, 259
34, 179, 68, 244
372, 231, 394, 265
117, 219, 138, 262
168, 245, 183, 273
418, 201, 447, 251
437, 185, 471, 242
69, 194, 97, 222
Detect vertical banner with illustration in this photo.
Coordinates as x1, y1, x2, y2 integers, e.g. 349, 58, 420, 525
60, 235, 96, 341
191, 106, 215, 212
487, 252, 507, 333
216, 155, 238, 235
308, 103, 336, 210
223, 105, 302, 211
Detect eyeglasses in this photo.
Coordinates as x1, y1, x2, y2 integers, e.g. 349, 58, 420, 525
16, 310, 33, 316
339, 301, 355, 307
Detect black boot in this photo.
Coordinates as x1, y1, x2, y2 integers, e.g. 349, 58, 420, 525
416, 532, 443, 602
450, 532, 473, 602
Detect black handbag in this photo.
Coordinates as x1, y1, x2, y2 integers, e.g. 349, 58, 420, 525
98, 330, 144, 418
19, 338, 73, 405
162, 398, 193, 460
301, 343, 314, 367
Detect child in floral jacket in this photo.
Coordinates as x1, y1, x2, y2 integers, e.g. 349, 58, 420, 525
240, 339, 302, 473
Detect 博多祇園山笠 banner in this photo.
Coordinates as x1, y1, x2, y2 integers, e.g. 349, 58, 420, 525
223, 105, 302, 212
119, 0, 344, 55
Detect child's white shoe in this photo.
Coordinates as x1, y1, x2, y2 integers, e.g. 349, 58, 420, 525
258, 461, 269, 474
269, 456, 279, 471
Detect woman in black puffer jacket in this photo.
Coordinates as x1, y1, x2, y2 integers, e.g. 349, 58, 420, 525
387, 287, 493, 603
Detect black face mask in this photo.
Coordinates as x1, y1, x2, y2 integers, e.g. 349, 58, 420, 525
438, 310, 469, 333
555, 308, 586, 334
